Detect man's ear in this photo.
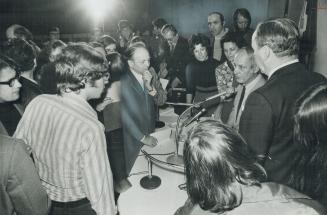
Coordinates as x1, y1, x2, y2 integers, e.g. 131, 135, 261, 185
127, 60, 133, 68
259, 45, 271, 61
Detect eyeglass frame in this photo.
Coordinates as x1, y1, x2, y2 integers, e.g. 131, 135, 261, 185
0, 72, 21, 87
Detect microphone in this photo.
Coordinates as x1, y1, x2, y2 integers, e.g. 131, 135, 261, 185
203, 91, 229, 102
185, 108, 206, 127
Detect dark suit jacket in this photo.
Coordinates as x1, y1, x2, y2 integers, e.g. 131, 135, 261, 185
121, 70, 156, 175
239, 62, 325, 184
166, 36, 190, 86
0, 135, 49, 215
18, 77, 42, 110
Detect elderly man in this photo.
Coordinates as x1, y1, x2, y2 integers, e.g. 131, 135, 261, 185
226, 47, 266, 131
208, 12, 229, 63
14, 44, 115, 215
121, 43, 158, 175
0, 58, 49, 215
239, 18, 325, 185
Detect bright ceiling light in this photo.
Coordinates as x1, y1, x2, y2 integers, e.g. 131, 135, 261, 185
83, 0, 112, 25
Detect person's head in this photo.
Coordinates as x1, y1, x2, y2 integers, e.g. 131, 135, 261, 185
89, 42, 106, 57
98, 35, 117, 55
233, 8, 251, 32
2, 38, 36, 72
291, 83, 327, 200
221, 32, 245, 63
0, 58, 21, 103
251, 18, 299, 74
107, 52, 126, 81
49, 27, 60, 41
152, 18, 167, 37
128, 36, 147, 48
161, 24, 178, 47
56, 43, 109, 99
125, 43, 150, 75
6, 24, 34, 41
233, 47, 259, 85
189, 34, 210, 62
208, 12, 225, 36
118, 20, 134, 41
184, 120, 266, 213
49, 40, 67, 62
294, 83, 327, 149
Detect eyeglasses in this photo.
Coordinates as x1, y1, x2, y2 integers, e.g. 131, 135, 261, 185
0, 73, 20, 87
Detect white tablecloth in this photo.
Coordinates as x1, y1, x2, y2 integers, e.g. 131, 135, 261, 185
118, 107, 188, 215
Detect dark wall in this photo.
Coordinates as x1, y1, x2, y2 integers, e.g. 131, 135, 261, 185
148, 0, 269, 37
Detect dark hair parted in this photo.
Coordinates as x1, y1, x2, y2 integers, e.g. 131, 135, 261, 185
106, 52, 126, 81
290, 82, 327, 201
2, 38, 36, 71
188, 33, 210, 55
221, 31, 246, 49
184, 120, 266, 213
254, 18, 299, 57
55, 43, 108, 94
233, 8, 252, 31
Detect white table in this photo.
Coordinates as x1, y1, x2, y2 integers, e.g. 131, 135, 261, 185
118, 108, 188, 215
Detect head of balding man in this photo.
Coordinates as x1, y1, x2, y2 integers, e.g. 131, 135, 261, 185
233, 47, 259, 85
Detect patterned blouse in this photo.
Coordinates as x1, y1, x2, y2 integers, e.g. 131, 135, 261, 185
215, 61, 237, 95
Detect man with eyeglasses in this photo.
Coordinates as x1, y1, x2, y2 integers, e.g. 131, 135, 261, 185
0, 58, 22, 135
2, 38, 40, 109
0, 57, 50, 215
121, 43, 158, 177
14, 44, 116, 215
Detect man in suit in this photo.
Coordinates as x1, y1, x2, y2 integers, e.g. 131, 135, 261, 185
121, 43, 158, 175
226, 47, 266, 131
208, 12, 228, 64
239, 18, 325, 184
161, 24, 190, 88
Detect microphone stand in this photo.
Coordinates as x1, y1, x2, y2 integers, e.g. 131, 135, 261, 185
166, 91, 228, 166
140, 156, 161, 189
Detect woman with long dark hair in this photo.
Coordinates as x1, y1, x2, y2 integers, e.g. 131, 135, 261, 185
289, 82, 327, 207
175, 120, 325, 215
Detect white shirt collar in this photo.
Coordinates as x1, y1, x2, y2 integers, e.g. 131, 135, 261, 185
268, 59, 299, 79
215, 28, 228, 40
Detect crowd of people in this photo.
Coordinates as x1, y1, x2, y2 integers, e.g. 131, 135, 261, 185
0, 6, 326, 215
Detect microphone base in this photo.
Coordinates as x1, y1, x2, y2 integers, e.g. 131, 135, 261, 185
166, 154, 184, 166
140, 175, 161, 189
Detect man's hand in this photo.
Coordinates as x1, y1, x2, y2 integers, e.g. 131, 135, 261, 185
142, 70, 153, 91
141, 135, 158, 147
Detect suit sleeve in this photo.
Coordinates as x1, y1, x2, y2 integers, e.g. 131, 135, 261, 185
239, 91, 274, 164
121, 83, 145, 141
7, 140, 50, 215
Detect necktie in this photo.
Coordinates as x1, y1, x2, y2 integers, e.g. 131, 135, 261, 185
236, 86, 245, 120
